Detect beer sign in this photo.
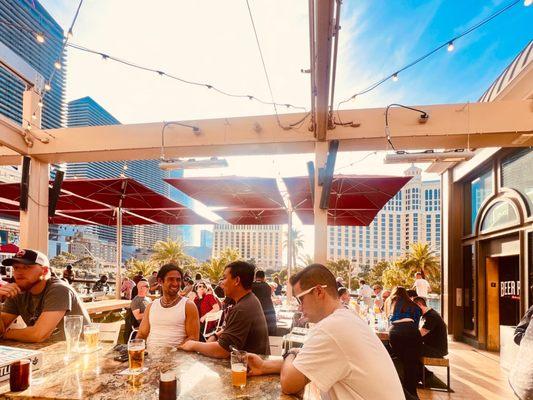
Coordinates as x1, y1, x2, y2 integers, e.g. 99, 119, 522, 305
500, 280, 520, 299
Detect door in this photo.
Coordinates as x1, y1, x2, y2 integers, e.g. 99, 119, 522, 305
486, 257, 499, 351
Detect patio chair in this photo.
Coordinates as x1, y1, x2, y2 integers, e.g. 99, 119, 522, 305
421, 356, 451, 392
202, 310, 223, 341
98, 321, 124, 345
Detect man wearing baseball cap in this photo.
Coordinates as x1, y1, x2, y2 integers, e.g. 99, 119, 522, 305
0, 249, 90, 342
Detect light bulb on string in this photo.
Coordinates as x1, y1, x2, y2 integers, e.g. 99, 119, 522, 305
37, 100, 43, 108
525, 0, 532, 6
67, 29, 73, 40
392, 73, 399, 82
123, 164, 128, 171
447, 41, 455, 52
44, 83, 51, 91
31, 113, 37, 120
35, 33, 45, 43
54, 61, 62, 70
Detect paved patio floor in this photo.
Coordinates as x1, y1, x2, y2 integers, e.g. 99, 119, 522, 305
418, 340, 517, 400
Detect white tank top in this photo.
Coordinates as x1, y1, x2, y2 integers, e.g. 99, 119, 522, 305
147, 296, 187, 348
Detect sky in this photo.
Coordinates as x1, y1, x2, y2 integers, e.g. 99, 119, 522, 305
39, 0, 532, 255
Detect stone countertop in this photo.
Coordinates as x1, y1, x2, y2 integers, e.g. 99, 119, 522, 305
0, 341, 305, 400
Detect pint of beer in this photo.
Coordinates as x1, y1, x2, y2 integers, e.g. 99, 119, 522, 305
230, 349, 247, 388
83, 324, 100, 352
128, 339, 145, 372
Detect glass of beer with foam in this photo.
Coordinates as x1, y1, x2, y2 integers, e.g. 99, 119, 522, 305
128, 339, 145, 372
230, 349, 247, 388
83, 324, 100, 352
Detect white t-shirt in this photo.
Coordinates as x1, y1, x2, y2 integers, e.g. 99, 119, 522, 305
293, 308, 405, 400
359, 284, 372, 298
414, 278, 431, 297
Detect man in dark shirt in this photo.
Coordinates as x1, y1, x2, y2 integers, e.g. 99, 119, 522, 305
414, 297, 448, 357
252, 270, 277, 335
180, 261, 270, 358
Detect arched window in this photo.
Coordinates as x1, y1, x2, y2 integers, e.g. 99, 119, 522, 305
480, 201, 519, 232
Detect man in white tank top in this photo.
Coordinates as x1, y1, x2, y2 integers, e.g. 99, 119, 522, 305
136, 264, 199, 348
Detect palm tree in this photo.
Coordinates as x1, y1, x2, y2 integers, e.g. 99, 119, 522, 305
199, 257, 228, 283
283, 228, 305, 267
125, 258, 156, 279
298, 253, 314, 268
150, 238, 191, 267
400, 242, 440, 280
326, 258, 353, 286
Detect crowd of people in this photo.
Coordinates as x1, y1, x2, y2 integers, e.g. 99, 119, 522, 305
3, 247, 532, 399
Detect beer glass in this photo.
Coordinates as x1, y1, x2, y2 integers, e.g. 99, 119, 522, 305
9, 359, 31, 392
128, 338, 145, 372
64, 315, 83, 357
230, 349, 247, 388
83, 324, 100, 352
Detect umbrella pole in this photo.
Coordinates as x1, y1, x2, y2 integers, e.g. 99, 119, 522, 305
115, 207, 122, 299
286, 208, 293, 301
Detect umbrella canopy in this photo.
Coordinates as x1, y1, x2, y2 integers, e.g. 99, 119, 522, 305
216, 209, 288, 225
283, 175, 411, 226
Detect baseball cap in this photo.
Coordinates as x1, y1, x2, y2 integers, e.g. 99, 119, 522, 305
2, 249, 50, 267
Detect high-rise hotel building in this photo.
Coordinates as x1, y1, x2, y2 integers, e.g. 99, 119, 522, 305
212, 224, 283, 270
328, 165, 441, 268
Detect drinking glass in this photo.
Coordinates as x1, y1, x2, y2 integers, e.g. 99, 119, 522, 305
230, 349, 247, 388
128, 338, 146, 372
64, 315, 83, 357
83, 324, 100, 352
9, 359, 31, 392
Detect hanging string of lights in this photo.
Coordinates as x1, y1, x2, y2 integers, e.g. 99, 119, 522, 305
0, 15, 308, 131
335, 0, 524, 125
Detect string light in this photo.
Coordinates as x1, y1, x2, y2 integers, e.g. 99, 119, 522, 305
44, 83, 51, 91
37, 100, 43, 108
67, 29, 73, 39
525, 0, 532, 6
35, 33, 45, 43
336, 0, 522, 109
123, 163, 128, 171
31, 113, 37, 120
54, 61, 62, 70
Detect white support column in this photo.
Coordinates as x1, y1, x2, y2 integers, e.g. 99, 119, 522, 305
115, 208, 123, 299
313, 141, 328, 264
19, 87, 48, 253
286, 208, 293, 300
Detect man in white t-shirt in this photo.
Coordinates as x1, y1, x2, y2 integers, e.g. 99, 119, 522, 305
358, 279, 373, 308
413, 272, 431, 298
247, 264, 405, 400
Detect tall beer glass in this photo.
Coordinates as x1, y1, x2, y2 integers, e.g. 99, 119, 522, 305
128, 339, 145, 372
83, 324, 100, 352
230, 349, 247, 388
64, 315, 83, 357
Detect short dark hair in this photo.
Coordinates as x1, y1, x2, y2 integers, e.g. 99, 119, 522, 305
157, 263, 184, 281
195, 273, 202, 280
289, 264, 338, 298
100, 275, 108, 281
225, 261, 255, 290
338, 287, 348, 296
406, 289, 418, 298
66, 264, 72, 270
255, 270, 265, 279
413, 296, 427, 307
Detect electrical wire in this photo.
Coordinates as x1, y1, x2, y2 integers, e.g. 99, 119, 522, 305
335, 151, 378, 171
336, 0, 522, 122
384, 103, 429, 151
245, 0, 299, 130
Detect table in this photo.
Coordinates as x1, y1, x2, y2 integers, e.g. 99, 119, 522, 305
0, 341, 304, 400
84, 300, 131, 315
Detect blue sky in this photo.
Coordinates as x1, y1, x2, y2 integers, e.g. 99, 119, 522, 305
38, 0, 532, 251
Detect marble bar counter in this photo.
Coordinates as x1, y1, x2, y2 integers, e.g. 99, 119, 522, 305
0, 341, 305, 400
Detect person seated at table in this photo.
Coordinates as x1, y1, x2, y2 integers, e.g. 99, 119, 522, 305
0, 249, 90, 343
193, 280, 220, 340
338, 287, 351, 308
63, 264, 75, 285
93, 275, 110, 293
246, 264, 404, 399
121, 275, 135, 300
147, 271, 160, 294
180, 261, 270, 358
413, 297, 447, 358
252, 270, 277, 336
273, 276, 282, 296
387, 287, 422, 399
136, 264, 199, 348
124, 280, 152, 342
358, 279, 373, 308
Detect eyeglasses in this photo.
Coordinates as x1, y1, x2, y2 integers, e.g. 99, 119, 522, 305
294, 285, 327, 305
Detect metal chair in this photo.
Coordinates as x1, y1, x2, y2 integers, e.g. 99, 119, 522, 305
202, 310, 223, 340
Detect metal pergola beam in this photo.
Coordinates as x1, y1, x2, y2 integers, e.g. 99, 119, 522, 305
0, 100, 530, 165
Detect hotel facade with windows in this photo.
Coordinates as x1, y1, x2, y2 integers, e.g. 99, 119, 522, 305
212, 224, 283, 270
327, 165, 441, 270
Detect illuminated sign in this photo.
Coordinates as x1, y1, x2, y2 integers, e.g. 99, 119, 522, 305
500, 280, 520, 298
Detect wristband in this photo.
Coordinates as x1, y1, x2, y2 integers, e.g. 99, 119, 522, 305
282, 349, 298, 360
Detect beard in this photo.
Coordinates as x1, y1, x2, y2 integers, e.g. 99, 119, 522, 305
14, 276, 40, 291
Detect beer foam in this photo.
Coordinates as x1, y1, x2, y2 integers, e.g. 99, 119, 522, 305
231, 363, 247, 373
128, 345, 145, 352
160, 371, 176, 382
